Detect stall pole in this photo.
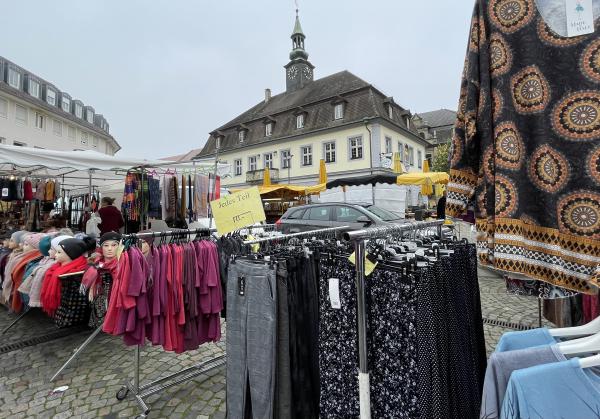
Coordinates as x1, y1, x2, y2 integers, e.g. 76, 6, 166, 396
50, 324, 104, 381
209, 139, 220, 229
354, 239, 371, 419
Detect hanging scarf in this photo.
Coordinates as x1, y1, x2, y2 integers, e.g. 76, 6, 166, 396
81, 252, 119, 301
40, 256, 89, 317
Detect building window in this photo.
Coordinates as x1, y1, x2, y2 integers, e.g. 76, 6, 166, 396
349, 136, 363, 160
92, 136, 99, 148
13, 141, 26, 147
15, 104, 27, 125
281, 150, 291, 169
74, 103, 83, 118
35, 112, 45, 129
0, 137, 5, 144
8, 69, 21, 89
0, 97, 7, 118
323, 141, 336, 163
248, 156, 257, 171
86, 110, 94, 124
265, 122, 273, 137
388, 104, 393, 119
264, 152, 274, 169
385, 136, 392, 154
53, 119, 62, 136
334, 103, 344, 120
28, 80, 40, 98
296, 114, 305, 129
408, 146, 415, 166
46, 89, 56, 106
417, 150, 422, 168
68, 126, 76, 141
61, 98, 70, 113
404, 145, 410, 165
234, 159, 242, 176
81, 131, 88, 145
239, 130, 246, 143
301, 145, 312, 166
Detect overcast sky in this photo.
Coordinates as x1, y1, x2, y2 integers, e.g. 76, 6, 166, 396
0, 1, 474, 158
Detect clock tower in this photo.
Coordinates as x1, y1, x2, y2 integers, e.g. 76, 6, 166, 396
284, 11, 314, 93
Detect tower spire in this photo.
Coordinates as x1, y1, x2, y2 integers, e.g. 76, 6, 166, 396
284, 7, 314, 92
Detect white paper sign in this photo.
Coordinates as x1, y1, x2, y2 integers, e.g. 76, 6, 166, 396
1, 188, 7, 197
328, 278, 341, 309
566, 0, 595, 37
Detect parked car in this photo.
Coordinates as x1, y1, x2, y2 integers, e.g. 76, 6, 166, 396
276, 203, 404, 233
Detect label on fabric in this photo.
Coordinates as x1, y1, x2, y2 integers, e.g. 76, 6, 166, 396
566, 0, 595, 37
238, 275, 246, 296
328, 278, 341, 309
1, 188, 7, 197
348, 252, 378, 276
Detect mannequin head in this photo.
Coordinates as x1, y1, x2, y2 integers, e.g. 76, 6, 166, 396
57, 238, 88, 266
99, 232, 122, 261
49, 248, 56, 259
2, 238, 9, 248
54, 246, 72, 265
10, 231, 28, 250
22, 233, 43, 254
101, 241, 119, 260
50, 235, 74, 260
138, 230, 153, 257
141, 241, 150, 257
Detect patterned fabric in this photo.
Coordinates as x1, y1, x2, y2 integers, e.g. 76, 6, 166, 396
54, 276, 90, 328
148, 176, 161, 218
121, 173, 140, 222
448, 0, 600, 293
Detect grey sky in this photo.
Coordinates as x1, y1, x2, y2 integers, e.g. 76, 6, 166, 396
0, 1, 474, 158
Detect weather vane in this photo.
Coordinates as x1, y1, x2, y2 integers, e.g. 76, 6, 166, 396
295, 0, 299, 15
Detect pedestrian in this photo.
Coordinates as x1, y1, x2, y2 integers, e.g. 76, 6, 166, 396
98, 197, 124, 235
436, 190, 446, 220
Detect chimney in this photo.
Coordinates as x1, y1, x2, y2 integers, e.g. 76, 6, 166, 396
265, 88, 271, 103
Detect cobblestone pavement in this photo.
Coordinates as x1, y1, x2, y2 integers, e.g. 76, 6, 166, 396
0, 267, 546, 418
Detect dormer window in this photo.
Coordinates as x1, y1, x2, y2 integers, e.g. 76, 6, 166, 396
7, 68, 21, 89
334, 103, 344, 120
86, 109, 94, 124
61, 97, 71, 113
46, 89, 56, 106
239, 130, 246, 143
265, 122, 273, 137
28, 79, 40, 99
74, 102, 83, 118
388, 104, 393, 119
296, 114, 305, 129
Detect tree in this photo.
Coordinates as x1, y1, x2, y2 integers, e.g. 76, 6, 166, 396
431, 142, 450, 173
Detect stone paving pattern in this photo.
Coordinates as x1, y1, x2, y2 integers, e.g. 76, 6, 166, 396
0, 267, 546, 418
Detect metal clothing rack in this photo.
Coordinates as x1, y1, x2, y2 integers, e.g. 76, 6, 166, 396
243, 225, 350, 245
115, 227, 223, 418
344, 220, 445, 419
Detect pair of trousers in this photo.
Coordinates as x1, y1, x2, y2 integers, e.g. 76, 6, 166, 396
226, 260, 276, 419
275, 260, 292, 419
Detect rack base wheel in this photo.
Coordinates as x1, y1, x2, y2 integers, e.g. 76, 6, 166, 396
116, 386, 129, 400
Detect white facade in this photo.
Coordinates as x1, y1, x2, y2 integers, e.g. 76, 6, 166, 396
0, 57, 119, 154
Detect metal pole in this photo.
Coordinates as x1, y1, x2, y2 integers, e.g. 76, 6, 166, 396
208, 141, 220, 229
50, 324, 104, 381
134, 345, 141, 394
354, 239, 371, 419
538, 298, 543, 328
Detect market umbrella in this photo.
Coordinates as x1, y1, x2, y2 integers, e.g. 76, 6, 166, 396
421, 160, 434, 195
392, 152, 403, 174
263, 167, 271, 186
396, 171, 449, 185
319, 159, 328, 184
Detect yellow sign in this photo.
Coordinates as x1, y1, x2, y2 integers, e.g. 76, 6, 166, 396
210, 187, 266, 235
348, 252, 378, 276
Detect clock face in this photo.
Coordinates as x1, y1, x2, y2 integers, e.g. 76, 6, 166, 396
287, 67, 298, 80
302, 67, 313, 79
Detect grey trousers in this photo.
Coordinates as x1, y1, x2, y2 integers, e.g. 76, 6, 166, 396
275, 262, 292, 418
226, 260, 276, 419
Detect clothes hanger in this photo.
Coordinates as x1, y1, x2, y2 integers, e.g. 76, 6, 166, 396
557, 331, 600, 356
549, 316, 600, 337
579, 353, 600, 368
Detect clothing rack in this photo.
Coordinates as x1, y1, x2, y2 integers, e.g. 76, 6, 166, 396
243, 225, 350, 245
344, 219, 445, 419
116, 227, 222, 418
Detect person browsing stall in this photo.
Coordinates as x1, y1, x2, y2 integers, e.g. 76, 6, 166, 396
98, 197, 124, 235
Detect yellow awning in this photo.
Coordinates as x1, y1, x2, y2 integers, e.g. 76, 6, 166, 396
230, 183, 327, 198
396, 172, 449, 186
263, 167, 271, 186
421, 160, 433, 195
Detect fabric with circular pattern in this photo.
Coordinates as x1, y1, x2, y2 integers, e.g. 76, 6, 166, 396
557, 191, 600, 239
528, 144, 570, 193
536, 18, 587, 47
495, 174, 518, 217
494, 122, 525, 170
552, 91, 600, 141
587, 145, 600, 185
510, 65, 551, 114
490, 33, 513, 77
492, 88, 504, 121
489, 0, 534, 33
580, 38, 600, 83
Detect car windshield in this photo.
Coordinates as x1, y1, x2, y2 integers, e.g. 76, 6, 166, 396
366, 205, 402, 221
